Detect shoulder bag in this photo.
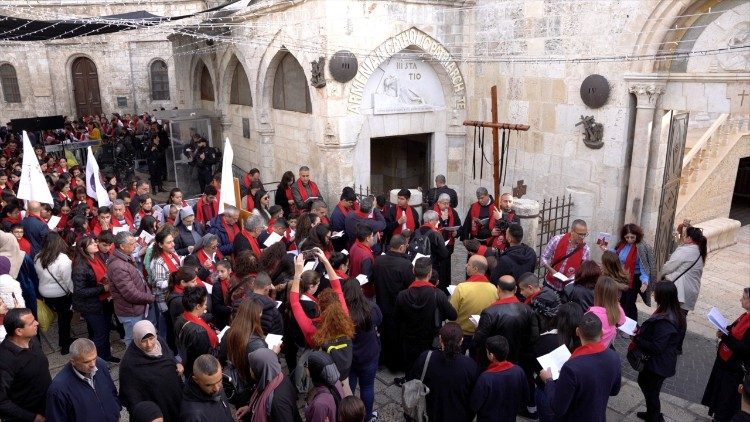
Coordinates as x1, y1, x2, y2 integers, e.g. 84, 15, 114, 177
402, 350, 432, 422
661, 254, 701, 282
46, 268, 72, 296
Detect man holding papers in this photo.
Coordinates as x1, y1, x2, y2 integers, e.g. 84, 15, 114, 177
540, 219, 591, 292
540, 312, 621, 422
449, 255, 498, 359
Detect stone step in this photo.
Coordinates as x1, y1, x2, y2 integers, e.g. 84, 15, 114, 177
694, 217, 742, 253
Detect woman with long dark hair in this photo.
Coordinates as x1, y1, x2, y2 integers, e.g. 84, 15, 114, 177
612, 223, 655, 318
275, 170, 297, 217
407, 322, 478, 422
342, 279, 382, 422
252, 190, 272, 223
71, 236, 118, 362
632, 282, 686, 421
600, 250, 630, 294
562, 260, 601, 311
295, 213, 320, 250
303, 224, 334, 260
702, 288, 750, 421
34, 231, 74, 354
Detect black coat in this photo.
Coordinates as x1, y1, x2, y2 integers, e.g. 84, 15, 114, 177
0, 337, 51, 422
473, 299, 539, 368
243, 292, 284, 335
174, 223, 206, 256
119, 337, 183, 422
491, 243, 537, 285
247, 377, 302, 422
426, 186, 459, 209
175, 315, 215, 379
562, 283, 595, 311
633, 312, 681, 378
372, 251, 414, 316
407, 350, 477, 422
414, 226, 450, 273
71, 259, 106, 314
702, 314, 750, 421
179, 379, 233, 422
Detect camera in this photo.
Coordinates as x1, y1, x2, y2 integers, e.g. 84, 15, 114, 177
302, 250, 317, 260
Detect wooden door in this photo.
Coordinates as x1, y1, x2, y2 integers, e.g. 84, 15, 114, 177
654, 111, 690, 271
72, 57, 102, 117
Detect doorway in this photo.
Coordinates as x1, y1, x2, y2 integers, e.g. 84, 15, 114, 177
729, 156, 750, 226
370, 133, 431, 196
72, 57, 102, 117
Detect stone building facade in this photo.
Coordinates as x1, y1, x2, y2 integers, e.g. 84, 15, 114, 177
2, 0, 748, 252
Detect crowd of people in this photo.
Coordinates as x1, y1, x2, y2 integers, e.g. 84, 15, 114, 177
0, 120, 748, 422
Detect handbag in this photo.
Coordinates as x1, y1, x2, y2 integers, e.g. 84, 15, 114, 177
626, 341, 649, 371
36, 299, 55, 333
661, 254, 701, 283
402, 350, 432, 422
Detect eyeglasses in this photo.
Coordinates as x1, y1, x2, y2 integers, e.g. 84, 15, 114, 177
573, 231, 588, 237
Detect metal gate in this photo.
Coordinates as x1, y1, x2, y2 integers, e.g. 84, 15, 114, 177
654, 111, 690, 272
536, 194, 574, 278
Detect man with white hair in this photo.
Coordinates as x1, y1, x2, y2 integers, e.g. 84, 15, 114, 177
45, 338, 121, 422
207, 205, 241, 257
233, 214, 266, 258
433, 192, 462, 287
415, 210, 451, 291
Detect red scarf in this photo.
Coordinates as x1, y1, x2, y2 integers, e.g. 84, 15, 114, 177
195, 197, 218, 223
2, 215, 21, 226
182, 311, 218, 348
320, 215, 330, 226
545, 233, 584, 287
112, 213, 134, 231
221, 217, 239, 243
335, 270, 348, 280
409, 280, 435, 289
245, 194, 255, 212
486, 361, 514, 373
477, 245, 488, 256
172, 278, 206, 294
240, 230, 261, 257
17, 237, 32, 255
196, 248, 220, 273
336, 202, 350, 217
493, 296, 519, 306
243, 174, 252, 189
394, 206, 416, 235
296, 179, 320, 201
524, 290, 542, 305
88, 256, 109, 301
615, 242, 638, 288
720, 312, 750, 362
219, 275, 231, 302
161, 252, 180, 273
285, 186, 299, 215
466, 274, 490, 283
571, 341, 606, 358
469, 201, 497, 237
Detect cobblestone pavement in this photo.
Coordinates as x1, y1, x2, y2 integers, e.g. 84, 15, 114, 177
36, 226, 747, 421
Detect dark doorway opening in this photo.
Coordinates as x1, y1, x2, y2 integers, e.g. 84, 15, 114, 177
729, 156, 750, 226
370, 133, 431, 196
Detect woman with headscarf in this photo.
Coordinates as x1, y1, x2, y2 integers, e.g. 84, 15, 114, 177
305, 351, 346, 422
236, 348, 302, 422
174, 207, 205, 256
120, 320, 184, 422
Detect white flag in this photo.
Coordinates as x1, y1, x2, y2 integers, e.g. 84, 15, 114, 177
218, 137, 236, 214
17, 131, 54, 205
85, 146, 111, 207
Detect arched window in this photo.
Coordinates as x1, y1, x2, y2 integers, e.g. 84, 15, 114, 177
272, 53, 311, 113
150, 60, 170, 101
0, 64, 21, 103
200, 65, 215, 101
230, 63, 252, 106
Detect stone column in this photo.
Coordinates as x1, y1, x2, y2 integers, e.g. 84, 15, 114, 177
514, 198, 540, 251
256, 111, 275, 180
625, 82, 665, 225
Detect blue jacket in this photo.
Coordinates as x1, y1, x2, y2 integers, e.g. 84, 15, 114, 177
21, 216, 48, 257
207, 215, 239, 256
471, 364, 528, 422
45, 359, 121, 422
544, 346, 621, 422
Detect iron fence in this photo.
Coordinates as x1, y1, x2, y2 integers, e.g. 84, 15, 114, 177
536, 194, 574, 279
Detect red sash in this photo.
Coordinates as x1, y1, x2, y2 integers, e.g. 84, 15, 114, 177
88, 256, 109, 301
719, 313, 750, 362
245, 195, 255, 212
615, 242, 638, 288
240, 230, 261, 257
17, 237, 32, 255
195, 197, 218, 223
469, 202, 497, 237
2, 215, 21, 226
492, 296, 520, 306
571, 341, 606, 359
161, 252, 180, 273
466, 274, 490, 283
221, 217, 239, 243
433, 204, 456, 246
284, 186, 299, 214
486, 361, 514, 373
545, 233, 584, 286
182, 311, 218, 348
336, 202, 350, 218
296, 179, 320, 201
320, 215, 330, 226
394, 206, 415, 235
408, 280, 435, 289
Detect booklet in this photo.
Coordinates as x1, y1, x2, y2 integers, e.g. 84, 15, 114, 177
536, 344, 572, 380
442, 226, 462, 232
476, 218, 490, 227
341, 249, 349, 256
411, 252, 430, 266
331, 231, 345, 239
263, 232, 283, 247
552, 272, 572, 283
303, 260, 318, 272
618, 317, 638, 336
275, 301, 282, 309
217, 326, 231, 342
47, 215, 61, 229
139, 230, 155, 244
112, 226, 130, 235
204, 283, 212, 294
265, 334, 283, 350
356, 274, 369, 285
708, 307, 729, 335
447, 285, 456, 295
304, 197, 319, 203
469, 314, 481, 327
596, 232, 612, 248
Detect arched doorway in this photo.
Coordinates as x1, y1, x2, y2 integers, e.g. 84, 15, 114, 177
71, 57, 102, 117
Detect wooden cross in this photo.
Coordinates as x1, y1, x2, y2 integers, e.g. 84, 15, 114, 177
512, 179, 527, 198
463, 85, 530, 205
739, 89, 748, 107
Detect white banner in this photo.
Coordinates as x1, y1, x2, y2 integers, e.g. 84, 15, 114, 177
85, 146, 111, 207
218, 137, 236, 214
16, 131, 54, 205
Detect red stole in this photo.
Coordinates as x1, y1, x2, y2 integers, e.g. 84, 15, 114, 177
524, 290, 542, 305
2, 215, 21, 227
486, 361, 514, 373
466, 274, 490, 283
434, 204, 456, 246
221, 217, 240, 243
246, 195, 255, 212
469, 202, 497, 237
336, 202, 350, 217
112, 213, 134, 231
571, 341, 606, 359
296, 179, 320, 201
243, 174, 252, 189
88, 256, 109, 301
195, 197, 218, 223
161, 252, 180, 273
17, 237, 32, 255
320, 215, 330, 226
545, 233, 584, 285
493, 296, 520, 306
615, 242, 638, 288
477, 245, 488, 257
720, 313, 750, 362
285, 186, 299, 214
394, 206, 416, 235
182, 311, 218, 348
196, 249, 220, 273
409, 280, 435, 289
240, 230, 261, 257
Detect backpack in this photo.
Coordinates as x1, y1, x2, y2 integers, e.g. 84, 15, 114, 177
222, 360, 250, 406
320, 336, 353, 380
402, 350, 432, 422
407, 228, 432, 261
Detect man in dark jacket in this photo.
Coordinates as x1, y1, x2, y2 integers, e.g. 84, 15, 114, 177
426, 174, 458, 209
415, 210, 451, 291
540, 313, 621, 422
0, 309, 51, 422
491, 223, 537, 285
395, 257, 457, 376
207, 206, 241, 257
45, 339, 121, 422
20, 201, 48, 257
243, 272, 284, 335
344, 196, 386, 253
180, 354, 233, 422
372, 235, 414, 371
330, 187, 357, 252
471, 335, 529, 422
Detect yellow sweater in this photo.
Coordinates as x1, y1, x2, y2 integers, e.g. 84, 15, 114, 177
449, 276, 499, 335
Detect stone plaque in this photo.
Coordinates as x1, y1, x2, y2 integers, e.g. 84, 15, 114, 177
329, 50, 358, 83
116, 96, 128, 107
242, 118, 250, 138
579, 74, 610, 109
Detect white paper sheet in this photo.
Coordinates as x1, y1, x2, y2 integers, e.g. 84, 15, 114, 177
331, 231, 345, 239
708, 307, 730, 335
447, 285, 456, 295
552, 272, 570, 283
442, 226, 461, 232
46, 215, 61, 229
263, 231, 283, 247
275, 301, 282, 309
341, 249, 349, 255
356, 274, 369, 285
469, 314, 481, 327
112, 226, 129, 235
217, 326, 230, 342
203, 283, 212, 294
444, 239, 450, 246
536, 344, 572, 380
411, 252, 430, 266
265, 334, 283, 349
618, 317, 638, 336
303, 260, 318, 272
139, 230, 155, 244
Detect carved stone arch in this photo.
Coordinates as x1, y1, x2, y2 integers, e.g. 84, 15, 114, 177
264, 48, 311, 114
191, 57, 218, 106
219, 53, 253, 107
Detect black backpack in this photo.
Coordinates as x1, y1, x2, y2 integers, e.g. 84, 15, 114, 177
407, 228, 432, 261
